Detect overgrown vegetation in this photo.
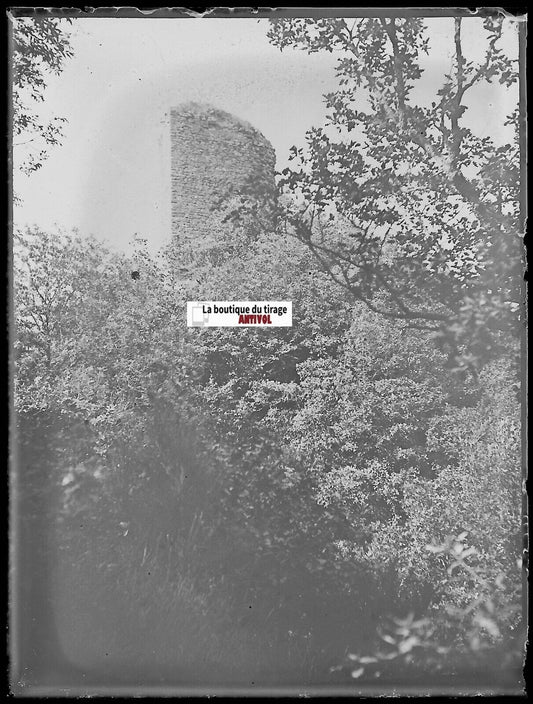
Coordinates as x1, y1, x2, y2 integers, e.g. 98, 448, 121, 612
13, 222, 523, 686
13, 13, 523, 690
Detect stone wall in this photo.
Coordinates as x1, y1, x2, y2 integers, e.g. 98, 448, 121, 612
170, 102, 276, 261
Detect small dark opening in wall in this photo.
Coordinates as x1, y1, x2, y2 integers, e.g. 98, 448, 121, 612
131, 270, 140, 280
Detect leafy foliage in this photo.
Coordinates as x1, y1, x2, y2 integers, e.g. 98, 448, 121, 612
13, 220, 523, 684
11, 16, 73, 175
267, 16, 523, 372
338, 532, 523, 685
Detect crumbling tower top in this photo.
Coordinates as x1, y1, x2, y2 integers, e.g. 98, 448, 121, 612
170, 102, 276, 259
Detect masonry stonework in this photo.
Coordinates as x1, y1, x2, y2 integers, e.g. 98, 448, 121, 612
170, 102, 277, 257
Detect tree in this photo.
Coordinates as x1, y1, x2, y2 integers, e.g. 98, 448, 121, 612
11, 15, 73, 175
267, 15, 523, 372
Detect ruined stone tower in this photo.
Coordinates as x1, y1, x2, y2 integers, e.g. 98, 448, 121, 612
170, 102, 276, 261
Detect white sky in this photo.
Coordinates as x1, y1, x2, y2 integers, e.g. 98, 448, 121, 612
12, 16, 520, 254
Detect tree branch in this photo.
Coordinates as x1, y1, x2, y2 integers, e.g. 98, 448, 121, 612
451, 18, 465, 160
381, 18, 407, 128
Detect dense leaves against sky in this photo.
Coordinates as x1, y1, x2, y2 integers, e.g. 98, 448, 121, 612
267, 16, 523, 375
11, 17, 73, 175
